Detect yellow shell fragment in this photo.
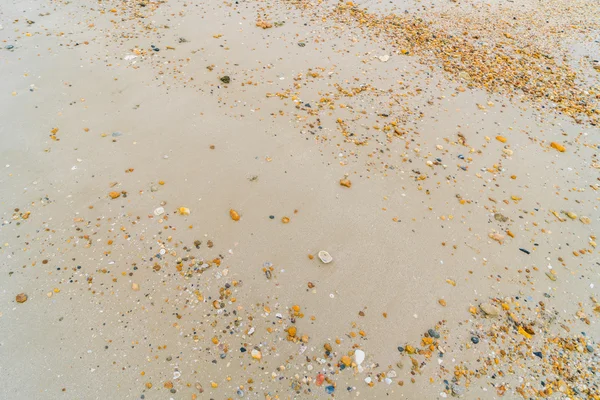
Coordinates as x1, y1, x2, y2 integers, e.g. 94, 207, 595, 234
229, 209, 240, 221
550, 142, 566, 152
178, 207, 190, 215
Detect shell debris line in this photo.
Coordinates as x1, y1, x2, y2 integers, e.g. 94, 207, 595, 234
0, 0, 598, 398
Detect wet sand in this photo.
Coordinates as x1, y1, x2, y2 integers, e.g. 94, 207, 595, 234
1, 0, 599, 399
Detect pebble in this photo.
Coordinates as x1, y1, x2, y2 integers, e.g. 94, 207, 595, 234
479, 302, 500, 317
230, 209, 241, 221
16, 293, 28, 303
153, 207, 165, 216
494, 213, 508, 222
451, 383, 464, 397
5, 44, 14, 50
471, 336, 479, 344
428, 329, 440, 339
178, 207, 190, 215
220, 76, 231, 84
586, 345, 594, 353
339, 178, 352, 188
251, 349, 262, 360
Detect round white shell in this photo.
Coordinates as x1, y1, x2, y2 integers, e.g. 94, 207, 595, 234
318, 250, 333, 264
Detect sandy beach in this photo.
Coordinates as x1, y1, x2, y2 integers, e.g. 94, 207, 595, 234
1, 0, 599, 398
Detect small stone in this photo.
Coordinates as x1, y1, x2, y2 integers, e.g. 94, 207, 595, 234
287, 326, 297, 337
154, 207, 165, 216
471, 336, 479, 344
178, 207, 190, 215
586, 345, 594, 353
378, 54, 390, 62
251, 349, 262, 360
150, 185, 158, 192
397, 346, 404, 352
550, 142, 566, 152
480, 302, 500, 317
132, 283, 140, 291
220, 76, 231, 84
489, 232, 505, 243
428, 329, 440, 339
494, 213, 508, 222
451, 383, 464, 397
5, 44, 14, 50
339, 178, 352, 188
565, 211, 577, 219
341, 355, 352, 366
16, 293, 28, 303
108, 191, 120, 199
230, 209, 240, 221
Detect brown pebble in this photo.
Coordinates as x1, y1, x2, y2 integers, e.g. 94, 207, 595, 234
16, 293, 28, 303
339, 178, 352, 188
230, 209, 241, 221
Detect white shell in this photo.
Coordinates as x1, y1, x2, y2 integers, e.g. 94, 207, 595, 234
354, 349, 365, 365
154, 207, 165, 216
318, 250, 333, 264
